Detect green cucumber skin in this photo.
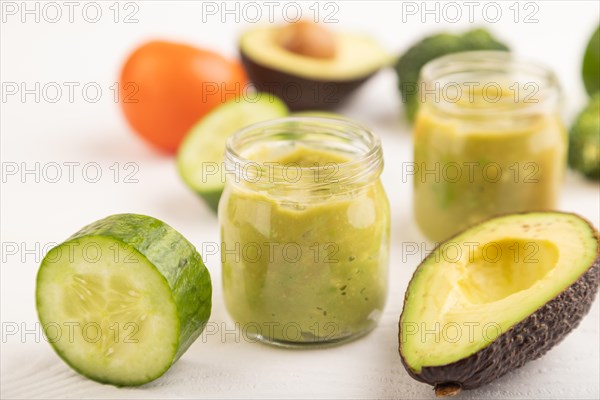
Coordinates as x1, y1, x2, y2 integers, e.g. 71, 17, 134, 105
37, 213, 212, 385
198, 190, 221, 214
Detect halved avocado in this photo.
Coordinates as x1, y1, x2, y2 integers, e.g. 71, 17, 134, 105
399, 212, 599, 396
240, 24, 393, 110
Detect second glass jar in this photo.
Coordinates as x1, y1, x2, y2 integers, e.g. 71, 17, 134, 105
219, 117, 390, 347
413, 51, 567, 242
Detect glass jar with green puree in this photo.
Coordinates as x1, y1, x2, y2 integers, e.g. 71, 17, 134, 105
414, 51, 566, 242
219, 117, 390, 347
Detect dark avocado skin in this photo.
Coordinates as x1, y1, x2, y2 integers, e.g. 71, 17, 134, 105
240, 51, 375, 111
398, 213, 600, 394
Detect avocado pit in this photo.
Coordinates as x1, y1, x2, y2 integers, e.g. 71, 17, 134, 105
279, 20, 337, 59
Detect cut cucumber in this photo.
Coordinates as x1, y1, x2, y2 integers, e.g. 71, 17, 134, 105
36, 214, 212, 386
177, 93, 288, 212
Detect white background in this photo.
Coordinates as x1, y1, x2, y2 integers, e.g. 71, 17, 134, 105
1, 1, 599, 399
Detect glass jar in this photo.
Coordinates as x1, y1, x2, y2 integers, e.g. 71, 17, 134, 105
219, 117, 390, 347
413, 51, 566, 242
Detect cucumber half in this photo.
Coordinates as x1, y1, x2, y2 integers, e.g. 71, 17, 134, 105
177, 93, 288, 212
36, 214, 212, 386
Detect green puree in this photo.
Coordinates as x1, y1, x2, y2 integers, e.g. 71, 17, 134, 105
276, 149, 349, 165
414, 88, 567, 242
220, 146, 390, 344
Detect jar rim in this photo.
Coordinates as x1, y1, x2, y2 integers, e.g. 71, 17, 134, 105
419, 50, 561, 118
224, 116, 384, 191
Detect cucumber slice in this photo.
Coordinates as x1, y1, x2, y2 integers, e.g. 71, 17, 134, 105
36, 214, 212, 386
177, 94, 288, 212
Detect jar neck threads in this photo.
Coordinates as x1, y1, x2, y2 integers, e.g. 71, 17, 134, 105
419, 51, 561, 120
224, 117, 384, 197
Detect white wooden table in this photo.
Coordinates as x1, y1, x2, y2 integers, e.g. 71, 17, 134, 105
2, 1, 599, 398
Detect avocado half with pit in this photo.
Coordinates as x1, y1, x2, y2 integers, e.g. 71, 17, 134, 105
239, 25, 393, 110
399, 212, 599, 397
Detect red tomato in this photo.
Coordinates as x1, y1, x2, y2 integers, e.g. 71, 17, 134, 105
120, 41, 247, 153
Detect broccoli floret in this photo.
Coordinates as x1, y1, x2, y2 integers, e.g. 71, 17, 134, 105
394, 29, 509, 122
569, 93, 600, 180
